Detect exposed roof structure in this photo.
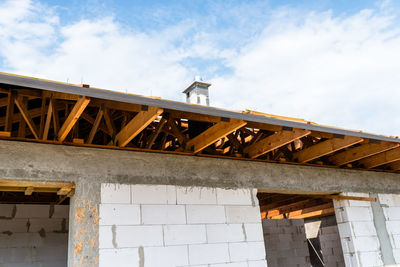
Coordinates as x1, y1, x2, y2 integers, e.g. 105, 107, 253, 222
1, 71, 400, 173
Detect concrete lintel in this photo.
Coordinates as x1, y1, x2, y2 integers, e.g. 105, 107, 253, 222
0, 139, 400, 194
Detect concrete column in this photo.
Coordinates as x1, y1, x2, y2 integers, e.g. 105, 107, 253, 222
68, 181, 100, 267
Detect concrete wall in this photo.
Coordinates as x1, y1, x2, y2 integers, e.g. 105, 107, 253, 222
99, 183, 267, 267
319, 224, 345, 267
0, 204, 69, 266
262, 219, 310, 267
334, 192, 400, 267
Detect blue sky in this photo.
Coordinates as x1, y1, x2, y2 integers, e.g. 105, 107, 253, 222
1, 0, 400, 135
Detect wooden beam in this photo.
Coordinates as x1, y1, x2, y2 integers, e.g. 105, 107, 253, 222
287, 207, 335, 219
115, 106, 163, 147
39, 97, 46, 138
103, 108, 116, 137
0, 180, 75, 190
42, 97, 53, 140
389, 160, 400, 171
243, 129, 311, 159
186, 119, 246, 153
146, 117, 167, 149
358, 147, 400, 169
58, 96, 90, 142
51, 98, 60, 135
14, 96, 40, 139
329, 142, 399, 166
263, 199, 327, 217
269, 202, 333, 219
293, 136, 364, 163
87, 107, 104, 144
24, 186, 34, 196
5, 92, 15, 132
17, 96, 28, 138
306, 194, 376, 202
167, 118, 187, 145
0, 131, 11, 137
57, 187, 72, 195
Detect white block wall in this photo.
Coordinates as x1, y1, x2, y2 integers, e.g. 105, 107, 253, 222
334, 193, 384, 267
378, 193, 400, 265
99, 184, 267, 267
0, 204, 69, 266
262, 219, 310, 267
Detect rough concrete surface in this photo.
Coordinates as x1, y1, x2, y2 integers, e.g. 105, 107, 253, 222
0, 140, 400, 193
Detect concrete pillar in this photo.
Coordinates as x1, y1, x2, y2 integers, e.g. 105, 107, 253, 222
68, 181, 100, 267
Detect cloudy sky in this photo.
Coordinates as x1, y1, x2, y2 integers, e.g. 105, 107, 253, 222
1, 0, 400, 136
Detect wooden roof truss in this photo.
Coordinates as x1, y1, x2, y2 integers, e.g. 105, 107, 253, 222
1, 86, 400, 172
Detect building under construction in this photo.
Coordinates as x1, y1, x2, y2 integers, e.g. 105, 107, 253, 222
0, 72, 399, 267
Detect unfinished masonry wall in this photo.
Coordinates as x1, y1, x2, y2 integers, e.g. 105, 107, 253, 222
99, 183, 267, 267
262, 219, 310, 267
319, 222, 345, 267
0, 204, 69, 266
334, 192, 400, 267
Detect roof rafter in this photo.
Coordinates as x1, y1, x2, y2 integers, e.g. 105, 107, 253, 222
115, 106, 163, 147
14, 96, 40, 139
186, 119, 246, 153
293, 136, 364, 163
358, 147, 400, 169
58, 96, 90, 142
329, 141, 400, 166
243, 129, 311, 159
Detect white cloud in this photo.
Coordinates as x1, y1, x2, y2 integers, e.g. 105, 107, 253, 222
0, 0, 193, 101
211, 6, 400, 136
1, 0, 400, 136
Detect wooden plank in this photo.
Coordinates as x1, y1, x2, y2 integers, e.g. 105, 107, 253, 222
57, 187, 72, 195
307, 194, 376, 202
0, 180, 75, 189
146, 117, 167, 149
17, 97, 27, 138
87, 107, 104, 144
103, 108, 116, 136
243, 129, 311, 159
329, 142, 399, 166
167, 118, 187, 145
263, 199, 327, 217
14, 96, 40, 139
5, 92, 15, 132
39, 97, 46, 138
51, 98, 60, 135
73, 138, 84, 144
269, 202, 333, 219
115, 106, 163, 147
42, 97, 53, 140
186, 119, 246, 153
287, 207, 335, 219
24, 186, 34, 196
389, 160, 400, 171
358, 147, 400, 169
58, 96, 90, 142
0, 131, 11, 137
81, 112, 110, 136
293, 136, 364, 163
